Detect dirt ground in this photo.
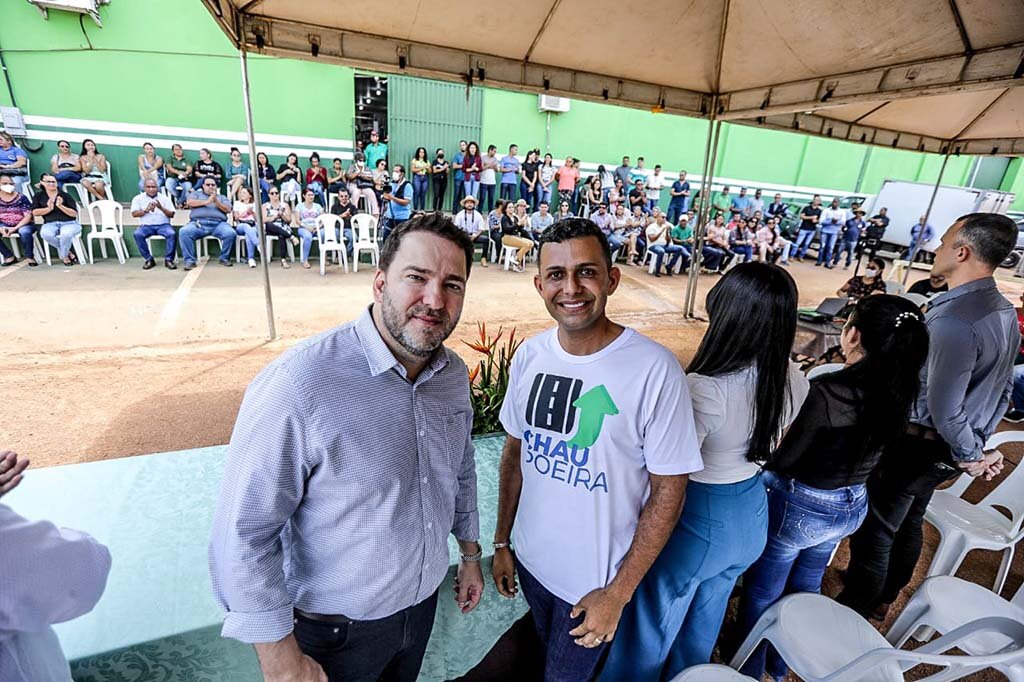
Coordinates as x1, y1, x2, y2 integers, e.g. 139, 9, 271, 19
3, 252, 1024, 679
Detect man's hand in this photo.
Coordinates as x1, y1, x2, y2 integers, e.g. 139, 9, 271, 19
0, 450, 29, 498
491, 547, 518, 598
255, 636, 327, 682
569, 586, 627, 648
959, 451, 1004, 480
454, 560, 484, 613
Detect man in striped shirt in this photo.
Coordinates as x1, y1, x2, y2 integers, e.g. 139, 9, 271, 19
210, 213, 483, 682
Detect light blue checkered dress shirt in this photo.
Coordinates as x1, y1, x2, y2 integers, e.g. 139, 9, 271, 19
209, 306, 479, 644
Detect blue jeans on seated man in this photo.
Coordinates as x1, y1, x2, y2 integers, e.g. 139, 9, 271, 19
604, 475, 768, 682
816, 230, 839, 265
293, 591, 438, 682
516, 557, 609, 682
179, 219, 235, 265
791, 229, 815, 259
40, 220, 82, 260
165, 178, 193, 206
133, 223, 177, 262
649, 243, 686, 273
738, 470, 868, 681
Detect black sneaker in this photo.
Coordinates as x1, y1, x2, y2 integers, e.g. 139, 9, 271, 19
219, 259, 234, 267
654, 271, 662, 278
142, 258, 156, 270
664, 268, 674, 277
183, 261, 196, 271
1004, 409, 1024, 424
165, 260, 178, 270
814, 262, 823, 267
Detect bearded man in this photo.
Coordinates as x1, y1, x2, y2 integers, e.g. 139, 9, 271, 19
209, 212, 484, 682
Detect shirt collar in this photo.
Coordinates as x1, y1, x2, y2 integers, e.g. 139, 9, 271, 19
927, 276, 996, 311
354, 305, 450, 379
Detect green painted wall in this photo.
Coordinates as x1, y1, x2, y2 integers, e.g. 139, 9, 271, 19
1, 0, 1020, 212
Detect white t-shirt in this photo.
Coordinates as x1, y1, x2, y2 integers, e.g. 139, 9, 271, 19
687, 362, 809, 484
499, 327, 702, 604
480, 156, 497, 185
646, 223, 671, 246
645, 174, 665, 200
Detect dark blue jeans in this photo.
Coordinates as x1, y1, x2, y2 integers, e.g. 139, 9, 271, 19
791, 229, 815, 259
516, 557, 608, 682
738, 471, 867, 681
411, 174, 429, 211
479, 183, 496, 213
832, 238, 858, 266
133, 223, 178, 262
293, 591, 437, 682
649, 244, 687, 273
500, 182, 517, 202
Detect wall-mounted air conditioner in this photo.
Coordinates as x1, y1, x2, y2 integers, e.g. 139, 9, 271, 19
26, 0, 109, 27
538, 95, 570, 113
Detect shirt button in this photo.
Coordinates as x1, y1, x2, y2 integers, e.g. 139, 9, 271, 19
418, 430, 425, 437
422, 476, 428, 484
427, 522, 433, 530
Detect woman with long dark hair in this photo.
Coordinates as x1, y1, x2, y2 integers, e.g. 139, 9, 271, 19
736, 295, 929, 681
462, 141, 482, 200
604, 263, 809, 681
410, 147, 430, 211
431, 148, 449, 211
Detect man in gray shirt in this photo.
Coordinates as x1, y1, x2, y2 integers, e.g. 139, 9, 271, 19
839, 212, 1019, 619
209, 213, 484, 682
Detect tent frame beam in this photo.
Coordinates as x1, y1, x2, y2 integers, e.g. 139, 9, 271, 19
719, 42, 1024, 121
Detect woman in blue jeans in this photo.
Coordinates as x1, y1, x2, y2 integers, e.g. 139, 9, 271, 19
736, 295, 930, 681
604, 263, 810, 681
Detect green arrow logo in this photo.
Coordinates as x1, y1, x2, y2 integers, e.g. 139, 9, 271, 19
567, 384, 619, 449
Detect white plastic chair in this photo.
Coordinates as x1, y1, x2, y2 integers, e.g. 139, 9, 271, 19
643, 247, 685, 275
315, 213, 348, 275
62, 182, 89, 209
808, 362, 846, 380
669, 664, 756, 681
39, 229, 87, 266
501, 243, 520, 271
886, 575, 1024, 680
923, 430, 1024, 593
5, 232, 47, 262
730, 592, 1024, 681
86, 200, 129, 264
351, 213, 378, 272
884, 279, 905, 295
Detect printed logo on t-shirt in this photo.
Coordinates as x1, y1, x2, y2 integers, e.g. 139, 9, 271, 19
522, 372, 619, 493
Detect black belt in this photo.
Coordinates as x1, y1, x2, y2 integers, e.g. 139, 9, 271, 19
905, 423, 941, 441
295, 609, 354, 625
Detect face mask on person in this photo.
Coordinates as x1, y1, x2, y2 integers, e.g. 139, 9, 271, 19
865, 268, 879, 277
392, 171, 401, 182
0, 184, 15, 193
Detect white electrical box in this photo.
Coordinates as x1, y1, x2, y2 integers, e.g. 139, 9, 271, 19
538, 95, 570, 113
27, 0, 109, 27
0, 107, 27, 137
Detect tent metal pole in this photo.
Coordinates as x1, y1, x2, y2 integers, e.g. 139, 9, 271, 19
901, 150, 950, 287
239, 46, 277, 341
684, 115, 722, 317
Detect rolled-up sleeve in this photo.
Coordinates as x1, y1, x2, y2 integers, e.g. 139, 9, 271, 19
208, 363, 314, 643
451, 408, 479, 541
926, 316, 984, 462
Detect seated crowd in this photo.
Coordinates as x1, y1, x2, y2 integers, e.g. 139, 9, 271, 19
1, 134, 902, 281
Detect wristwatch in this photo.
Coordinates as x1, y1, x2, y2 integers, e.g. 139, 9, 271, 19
460, 550, 483, 562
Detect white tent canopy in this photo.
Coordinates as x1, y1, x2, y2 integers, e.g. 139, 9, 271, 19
203, 0, 1024, 155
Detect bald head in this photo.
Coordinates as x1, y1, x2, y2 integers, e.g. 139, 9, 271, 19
144, 179, 159, 197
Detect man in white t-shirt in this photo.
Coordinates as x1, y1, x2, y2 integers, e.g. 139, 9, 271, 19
130, 178, 178, 270
493, 218, 702, 681
645, 165, 665, 213
645, 209, 687, 277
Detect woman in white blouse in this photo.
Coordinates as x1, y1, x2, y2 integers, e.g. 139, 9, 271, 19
603, 262, 809, 682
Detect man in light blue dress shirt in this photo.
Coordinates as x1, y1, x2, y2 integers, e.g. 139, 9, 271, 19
209, 213, 484, 682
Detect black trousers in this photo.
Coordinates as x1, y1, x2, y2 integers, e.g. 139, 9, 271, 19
294, 591, 438, 682
433, 175, 448, 212
265, 222, 293, 259
837, 434, 960, 616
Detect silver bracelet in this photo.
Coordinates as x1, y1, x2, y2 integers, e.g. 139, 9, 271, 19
492, 542, 511, 550
460, 550, 483, 562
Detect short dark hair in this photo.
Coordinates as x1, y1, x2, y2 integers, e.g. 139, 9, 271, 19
537, 218, 612, 270
954, 212, 1018, 268
379, 212, 475, 278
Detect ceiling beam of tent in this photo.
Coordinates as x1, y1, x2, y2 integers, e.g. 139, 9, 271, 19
718, 42, 1024, 121
202, 0, 238, 46
524, 0, 564, 64
946, 0, 973, 54
229, 13, 710, 118
951, 88, 1011, 140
